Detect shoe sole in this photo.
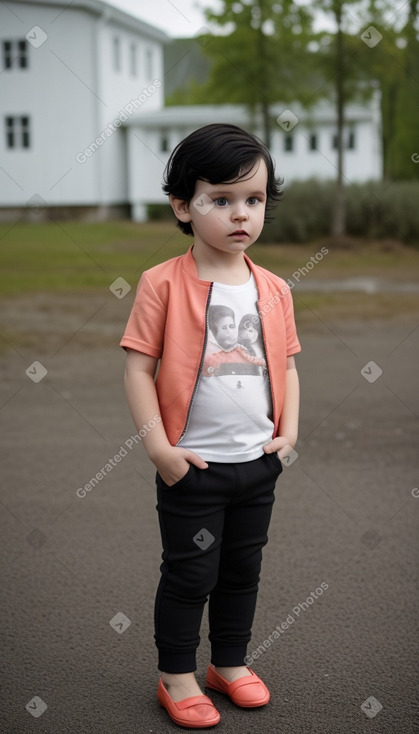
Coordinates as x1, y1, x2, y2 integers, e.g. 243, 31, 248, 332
158, 700, 220, 728
205, 684, 270, 708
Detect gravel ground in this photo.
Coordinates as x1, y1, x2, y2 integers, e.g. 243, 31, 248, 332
0, 290, 418, 733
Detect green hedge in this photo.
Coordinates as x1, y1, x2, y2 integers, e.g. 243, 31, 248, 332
260, 179, 419, 245
147, 180, 419, 245
147, 203, 174, 222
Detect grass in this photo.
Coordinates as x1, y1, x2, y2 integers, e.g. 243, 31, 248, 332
0, 220, 187, 296
1, 221, 419, 320
293, 291, 419, 325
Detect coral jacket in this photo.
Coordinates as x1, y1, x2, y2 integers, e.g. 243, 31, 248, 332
120, 245, 301, 446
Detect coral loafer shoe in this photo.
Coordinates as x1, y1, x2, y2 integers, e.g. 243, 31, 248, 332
206, 665, 270, 708
157, 678, 221, 728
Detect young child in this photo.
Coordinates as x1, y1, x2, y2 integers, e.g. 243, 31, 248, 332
121, 123, 300, 729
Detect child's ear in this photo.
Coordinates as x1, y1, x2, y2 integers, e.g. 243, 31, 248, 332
169, 195, 192, 223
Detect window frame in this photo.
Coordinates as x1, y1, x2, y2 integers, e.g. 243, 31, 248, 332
4, 115, 31, 149
2, 39, 29, 70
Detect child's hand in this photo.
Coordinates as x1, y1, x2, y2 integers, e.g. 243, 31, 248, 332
263, 436, 295, 462
154, 447, 208, 487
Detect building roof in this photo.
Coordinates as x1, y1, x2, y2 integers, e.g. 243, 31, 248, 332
11, 0, 169, 43
124, 100, 379, 128
126, 104, 252, 127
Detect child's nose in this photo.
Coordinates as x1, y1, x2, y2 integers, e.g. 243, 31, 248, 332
232, 204, 248, 221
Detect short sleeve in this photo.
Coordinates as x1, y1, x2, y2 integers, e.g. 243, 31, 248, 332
120, 272, 167, 357
282, 287, 301, 356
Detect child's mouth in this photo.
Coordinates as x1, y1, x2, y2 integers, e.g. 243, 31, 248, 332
229, 230, 248, 237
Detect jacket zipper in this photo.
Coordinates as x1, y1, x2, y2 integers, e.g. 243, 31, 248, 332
177, 282, 213, 443
257, 299, 276, 431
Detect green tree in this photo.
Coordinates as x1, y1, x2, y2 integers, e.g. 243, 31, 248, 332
199, 0, 314, 146
313, 0, 417, 234
312, 1, 371, 236
379, 0, 419, 180
185, 0, 416, 236
319, 1, 347, 237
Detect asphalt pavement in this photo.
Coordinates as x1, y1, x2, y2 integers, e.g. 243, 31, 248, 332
1, 297, 418, 734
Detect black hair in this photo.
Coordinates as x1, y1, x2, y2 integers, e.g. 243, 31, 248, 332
208, 305, 235, 336
162, 123, 282, 236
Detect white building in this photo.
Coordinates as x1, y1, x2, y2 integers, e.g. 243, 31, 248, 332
125, 98, 382, 221
1, 0, 382, 222
0, 0, 166, 219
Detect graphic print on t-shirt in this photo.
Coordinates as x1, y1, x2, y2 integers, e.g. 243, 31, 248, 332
204, 305, 268, 380
177, 274, 275, 462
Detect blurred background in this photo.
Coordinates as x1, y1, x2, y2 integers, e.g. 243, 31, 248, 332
1, 0, 419, 303
1, 2, 418, 733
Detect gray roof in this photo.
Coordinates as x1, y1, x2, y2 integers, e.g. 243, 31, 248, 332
12, 0, 169, 43
125, 101, 378, 128
125, 104, 253, 127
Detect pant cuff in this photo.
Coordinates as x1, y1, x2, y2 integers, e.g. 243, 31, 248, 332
157, 649, 197, 673
210, 644, 249, 667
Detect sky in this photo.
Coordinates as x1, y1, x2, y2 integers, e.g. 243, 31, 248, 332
107, 0, 217, 37
103, 0, 410, 38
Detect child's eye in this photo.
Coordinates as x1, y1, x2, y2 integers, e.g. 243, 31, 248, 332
247, 197, 260, 205
214, 197, 229, 207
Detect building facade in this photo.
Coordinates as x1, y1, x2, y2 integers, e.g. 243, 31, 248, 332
125, 98, 382, 221
1, 0, 382, 222
0, 0, 166, 220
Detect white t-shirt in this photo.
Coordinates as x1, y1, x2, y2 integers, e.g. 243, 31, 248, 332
178, 274, 274, 462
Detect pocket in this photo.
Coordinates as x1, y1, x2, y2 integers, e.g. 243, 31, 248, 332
269, 451, 283, 472
156, 463, 194, 490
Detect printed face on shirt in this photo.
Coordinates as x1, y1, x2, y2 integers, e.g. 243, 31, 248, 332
212, 316, 238, 349
186, 158, 268, 256
238, 317, 259, 346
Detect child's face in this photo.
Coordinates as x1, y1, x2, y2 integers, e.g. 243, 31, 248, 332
174, 158, 268, 257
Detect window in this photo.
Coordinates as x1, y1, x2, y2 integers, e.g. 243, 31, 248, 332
18, 40, 28, 68
347, 130, 355, 149
21, 116, 30, 147
309, 133, 317, 151
332, 130, 356, 149
160, 133, 169, 152
2, 39, 28, 70
129, 43, 137, 76
145, 47, 153, 79
113, 36, 121, 72
5, 116, 31, 149
3, 41, 12, 69
284, 135, 294, 152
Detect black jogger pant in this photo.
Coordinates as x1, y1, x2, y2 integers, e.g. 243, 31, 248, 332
154, 451, 283, 673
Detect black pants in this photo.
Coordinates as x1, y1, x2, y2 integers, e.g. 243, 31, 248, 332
154, 451, 283, 673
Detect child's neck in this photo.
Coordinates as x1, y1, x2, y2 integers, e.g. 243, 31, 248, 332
192, 245, 251, 285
